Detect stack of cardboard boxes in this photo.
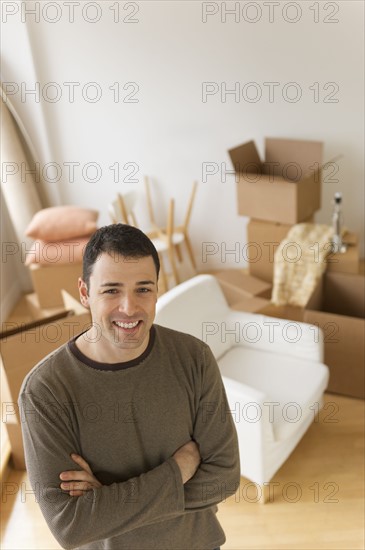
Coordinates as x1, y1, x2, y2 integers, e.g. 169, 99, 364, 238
24, 205, 98, 308
222, 137, 364, 399
29, 262, 83, 309
228, 138, 360, 281
1, 292, 91, 469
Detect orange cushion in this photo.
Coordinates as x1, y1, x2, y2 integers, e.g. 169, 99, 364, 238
25, 237, 91, 266
25, 206, 98, 241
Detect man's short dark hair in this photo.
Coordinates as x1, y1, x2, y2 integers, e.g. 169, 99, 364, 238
82, 224, 160, 288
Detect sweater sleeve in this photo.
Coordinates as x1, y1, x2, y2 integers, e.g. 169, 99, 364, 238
183, 344, 241, 510
19, 389, 185, 550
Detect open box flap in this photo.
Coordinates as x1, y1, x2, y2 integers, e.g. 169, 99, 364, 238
228, 140, 262, 175
265, 138, 323, 179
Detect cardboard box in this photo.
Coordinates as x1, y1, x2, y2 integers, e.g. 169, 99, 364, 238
247, 219, 293, 283
198, 269, 271, 311
215, 270, 272, 298
212, 270, 272, 312
256, 271, 364, 399
29, 262, 82, 308
214, 269, 272, 304
304, 272, 365, 399
326, 232, 360, 274
258, 276, 323, 322
0, 291, 91, 427
230, 295, 271, 313
246, 218, 353, 283
229, 138, 324, 224
6, 423, 25, 470
25, 292, 67, 320
1, 291, 91, 469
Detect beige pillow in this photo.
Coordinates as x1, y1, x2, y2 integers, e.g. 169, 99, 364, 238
25, 237, 91, 266
25, 206, 98, 241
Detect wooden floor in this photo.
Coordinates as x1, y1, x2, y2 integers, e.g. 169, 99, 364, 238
219, 393, 365, 550
2, 262, 364, 548
1, 393, 363, 550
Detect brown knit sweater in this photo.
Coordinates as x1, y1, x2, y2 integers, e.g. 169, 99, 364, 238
19, 324, 240, 549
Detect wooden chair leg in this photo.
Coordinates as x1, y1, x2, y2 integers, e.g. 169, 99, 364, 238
184, 233, 197, 270
158, 255, 168, 293
175, 243, 183, 262
168, 247, 180, 286
165, 198, 180, 287
144, 176, 158, 229
258, 483, 270, 504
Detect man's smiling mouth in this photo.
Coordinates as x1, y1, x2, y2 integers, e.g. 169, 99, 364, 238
113, 320, 140, 329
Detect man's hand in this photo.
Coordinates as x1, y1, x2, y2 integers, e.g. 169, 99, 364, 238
172, 440, 201, 484
60, 453, 102, 497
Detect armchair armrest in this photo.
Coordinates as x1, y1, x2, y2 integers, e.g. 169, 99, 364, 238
222, 376, 267, 406
220, 375, 274, 482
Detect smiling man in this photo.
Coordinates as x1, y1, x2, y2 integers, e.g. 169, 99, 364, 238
19, 224, 240, 550
77, 251, 157, 364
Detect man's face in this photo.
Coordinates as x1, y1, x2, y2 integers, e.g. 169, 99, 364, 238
78, 252, 158, 363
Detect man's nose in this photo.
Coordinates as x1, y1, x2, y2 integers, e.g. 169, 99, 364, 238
118, 294, 137, 316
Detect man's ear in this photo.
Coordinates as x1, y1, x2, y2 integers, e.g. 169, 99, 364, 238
78, 278, 90, 308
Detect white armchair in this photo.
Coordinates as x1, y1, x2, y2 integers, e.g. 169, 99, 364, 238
155, 275, 329, 497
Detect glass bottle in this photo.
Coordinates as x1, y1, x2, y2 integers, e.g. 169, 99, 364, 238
332, 192, 346, 253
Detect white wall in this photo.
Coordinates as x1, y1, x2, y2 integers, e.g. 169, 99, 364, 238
1, 0, 364, 277
0, 192, 27, 320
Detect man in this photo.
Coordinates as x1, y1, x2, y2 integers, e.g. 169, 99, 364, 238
19, 224, 240, 550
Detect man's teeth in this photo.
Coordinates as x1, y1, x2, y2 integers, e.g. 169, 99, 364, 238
114, 321, 139, 329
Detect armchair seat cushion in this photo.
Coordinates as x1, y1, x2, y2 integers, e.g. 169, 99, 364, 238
218, 346, 329, 441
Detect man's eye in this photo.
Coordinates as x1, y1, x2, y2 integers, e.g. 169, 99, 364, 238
137, 288, 150, 293
103, 289, 118, 294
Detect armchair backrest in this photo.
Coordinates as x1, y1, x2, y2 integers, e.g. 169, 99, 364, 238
155, 274, 233, 359
156, 275, 324, 363
224, 311, 324, 362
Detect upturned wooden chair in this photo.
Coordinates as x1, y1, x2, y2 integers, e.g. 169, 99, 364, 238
108, 191, 182, 291
144, 177, 198, 270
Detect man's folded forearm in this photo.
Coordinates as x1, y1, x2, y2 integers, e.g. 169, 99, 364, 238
36, 458, 185, 549
183, 461, 241, 510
